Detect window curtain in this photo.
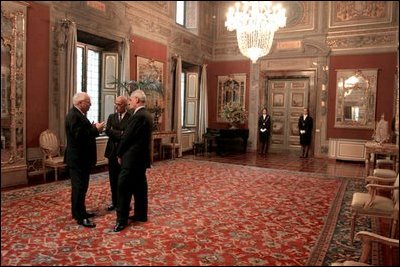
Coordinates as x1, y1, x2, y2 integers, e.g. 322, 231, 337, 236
174, 56, 182, 157
120, 37, 130, 97
198, 64, 208, 142
58, 21, 77, 145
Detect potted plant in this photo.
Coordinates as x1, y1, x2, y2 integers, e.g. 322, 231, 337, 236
110, 76, 164, 131
221, 102, 248, 129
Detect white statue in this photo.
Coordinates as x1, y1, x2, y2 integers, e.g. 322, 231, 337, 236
373, 114, 390, 144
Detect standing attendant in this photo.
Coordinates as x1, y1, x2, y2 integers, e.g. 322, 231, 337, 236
298, 107, 313, 158
258, 108, 271, 155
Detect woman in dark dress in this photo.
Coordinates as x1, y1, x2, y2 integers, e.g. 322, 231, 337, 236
258, 108, 271, 155
298, 107, 313, 158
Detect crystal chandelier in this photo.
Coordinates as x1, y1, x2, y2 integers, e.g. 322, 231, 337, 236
225, 1, 287, 63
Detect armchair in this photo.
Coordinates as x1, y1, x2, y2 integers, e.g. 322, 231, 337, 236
39, 129, 66, 182
350, 174, 399, 244
331, 231, 399, 266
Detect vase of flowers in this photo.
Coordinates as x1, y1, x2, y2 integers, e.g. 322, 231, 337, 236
221, 102, 248, 129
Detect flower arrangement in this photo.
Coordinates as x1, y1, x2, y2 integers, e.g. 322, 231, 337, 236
221, 102, 248, 125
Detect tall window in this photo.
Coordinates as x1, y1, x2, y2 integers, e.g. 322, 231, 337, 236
180, 68, 199, 128
176, 1, 185, 26
76, 43, 102, 123
175, 1, 198, 33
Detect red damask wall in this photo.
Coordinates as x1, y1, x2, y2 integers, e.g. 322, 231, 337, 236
130, 35, 167, 81
327, 53, 397, 140
26, 2, 50, 147
206, 60, 251, 129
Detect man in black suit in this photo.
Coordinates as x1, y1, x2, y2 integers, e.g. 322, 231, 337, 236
113, 89, 153, 232
65, 92, 105, 228
298, 107, 313, 158
104, 95, 131, 211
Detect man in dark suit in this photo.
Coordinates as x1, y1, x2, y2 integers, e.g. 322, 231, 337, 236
104, 95, 131, 211
65, 92, 105, 228
113, 89, 153, 232
298, 107, 313, 158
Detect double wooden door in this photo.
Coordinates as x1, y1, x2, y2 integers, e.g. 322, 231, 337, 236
268, 78, 309, 151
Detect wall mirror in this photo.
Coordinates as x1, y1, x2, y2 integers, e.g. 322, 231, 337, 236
1, 2, 26, 169
335, 69, 377, 129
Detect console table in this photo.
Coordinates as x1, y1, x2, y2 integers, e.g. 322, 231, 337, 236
365, 141, 398, 176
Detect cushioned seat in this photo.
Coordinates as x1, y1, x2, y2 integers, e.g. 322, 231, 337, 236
373, 168, 396, 178
350, 175, 399, 244
161, 142, 180, 159
376, 158, 395, 169
39, 129, 66, 181
331, 231, 399, 266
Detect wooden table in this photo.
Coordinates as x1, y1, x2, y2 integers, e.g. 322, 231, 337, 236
365, 141, 398, 176
151, 131, 176, 164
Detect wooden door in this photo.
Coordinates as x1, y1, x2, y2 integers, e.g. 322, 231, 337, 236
269, 78, 309, 151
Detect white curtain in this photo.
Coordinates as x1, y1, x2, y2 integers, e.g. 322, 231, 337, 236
198, 64, 208, 142
58, 21, 77, 145
174, 56, 182, 157
120, 37, 130, 97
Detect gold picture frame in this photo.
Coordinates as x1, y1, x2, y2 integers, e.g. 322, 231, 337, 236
136, 56, 164, 109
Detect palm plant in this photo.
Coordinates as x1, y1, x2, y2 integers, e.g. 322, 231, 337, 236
111, 76, 164, 97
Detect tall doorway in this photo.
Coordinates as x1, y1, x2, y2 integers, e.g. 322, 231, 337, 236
268, 78, 310, 151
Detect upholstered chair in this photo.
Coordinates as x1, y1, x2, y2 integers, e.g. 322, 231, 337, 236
350, 174, 399, 244
39, 129, 66, 181
331, 231, 399, 266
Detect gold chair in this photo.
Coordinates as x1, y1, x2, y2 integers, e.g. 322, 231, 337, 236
39, 129, 66, 182
331, 231, 399, 266
160, 133, 180, 160
161, 142, 180, 160
350, 174, 399, 244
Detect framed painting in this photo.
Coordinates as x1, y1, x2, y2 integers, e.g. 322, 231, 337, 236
136, 56, 164, 109
216, 74, 246, 122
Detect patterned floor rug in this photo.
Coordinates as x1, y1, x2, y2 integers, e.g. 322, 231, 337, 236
1, 159, 368, 266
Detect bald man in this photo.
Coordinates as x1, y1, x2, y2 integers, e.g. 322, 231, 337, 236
65, 92, 105, 228
104, 95, 132, 211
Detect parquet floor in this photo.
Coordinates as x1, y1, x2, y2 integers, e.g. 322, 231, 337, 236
186, 150, 366, 179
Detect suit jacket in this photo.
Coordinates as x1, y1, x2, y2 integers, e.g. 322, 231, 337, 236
116, 108, 153, 169
298, 115, 313, 144
104, 111, 132, 158
258, 114, 271, 133
65, 106, 100, 170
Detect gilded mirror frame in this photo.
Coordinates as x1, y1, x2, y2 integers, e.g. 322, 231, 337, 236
334, 69, 378, 129
1, 4, 26, 167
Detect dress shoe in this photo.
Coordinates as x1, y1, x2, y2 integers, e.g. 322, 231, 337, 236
113, 223, 127, 232
77, 218, 96, 228
128, 215, 147, 222
107, 204, 115, 211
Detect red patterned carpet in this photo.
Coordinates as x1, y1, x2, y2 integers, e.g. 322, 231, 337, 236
1, 160, 346, 266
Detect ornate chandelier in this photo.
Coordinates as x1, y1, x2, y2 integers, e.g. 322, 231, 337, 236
225, 1, 287, 63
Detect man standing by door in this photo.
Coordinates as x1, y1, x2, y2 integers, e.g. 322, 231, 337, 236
298, 107, 313, 158
104, 95, 131, 211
